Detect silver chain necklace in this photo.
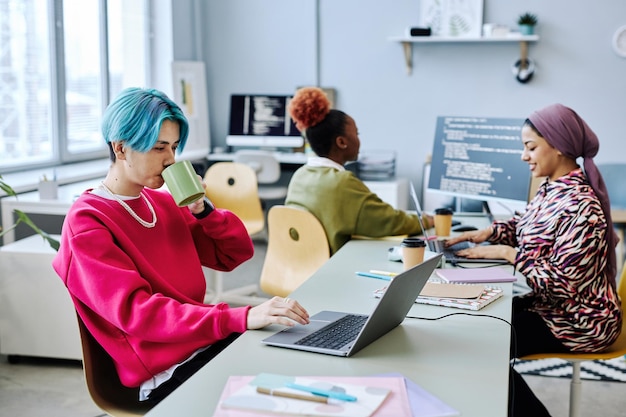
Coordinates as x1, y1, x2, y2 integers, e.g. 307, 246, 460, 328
100, 181, 157, 228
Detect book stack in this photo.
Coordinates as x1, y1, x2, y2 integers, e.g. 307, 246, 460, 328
415, 282, 504, 311
356, 150, 396, 181
373, 279, 505, 311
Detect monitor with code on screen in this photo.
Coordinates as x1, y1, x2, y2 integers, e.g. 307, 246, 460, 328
427, 116, 531, 206
226, 94, 304, 149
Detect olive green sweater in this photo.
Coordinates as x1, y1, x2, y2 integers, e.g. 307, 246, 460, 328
285, 165, 422, 255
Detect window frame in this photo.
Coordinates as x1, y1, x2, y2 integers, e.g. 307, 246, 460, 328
0, 0, 151, 174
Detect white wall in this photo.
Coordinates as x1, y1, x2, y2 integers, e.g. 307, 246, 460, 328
172, 0, 626, 194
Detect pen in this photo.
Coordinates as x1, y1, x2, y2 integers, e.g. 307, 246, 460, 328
369, 270, 398, 277
285, 383, 358, 402
256, 386, 328, 403
356, 271, 392, 281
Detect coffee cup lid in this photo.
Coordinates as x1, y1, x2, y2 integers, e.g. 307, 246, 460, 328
401, 237, 426, 247
435, 207, 454, 215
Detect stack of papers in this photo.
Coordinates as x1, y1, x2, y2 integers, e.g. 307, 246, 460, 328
213, 373, 459, 417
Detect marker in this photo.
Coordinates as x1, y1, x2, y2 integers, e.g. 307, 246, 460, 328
369, 270, 398, 277
285, 382, 358, 402
256, 386, 329, 403
356, 272, 392, 281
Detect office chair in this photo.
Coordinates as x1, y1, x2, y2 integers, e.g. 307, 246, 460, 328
202, 162, 268, 305
260, 205, 330, 297
233, 150, 288, 204
598, 163, 626, 271
519, 266, 626, 417
77, 315, 153, 417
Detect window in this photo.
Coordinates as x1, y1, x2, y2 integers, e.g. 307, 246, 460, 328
0, 0, 149, 172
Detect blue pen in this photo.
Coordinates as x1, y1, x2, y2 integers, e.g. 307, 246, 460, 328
285, 383, 358, 402
355, 271, 392, 281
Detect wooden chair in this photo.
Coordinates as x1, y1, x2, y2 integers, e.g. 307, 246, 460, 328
77, 315, 152, 417
260, 205, 330, 297
203, 162, 267, 305
203, 162, 265, 236
519, 267, 626, 417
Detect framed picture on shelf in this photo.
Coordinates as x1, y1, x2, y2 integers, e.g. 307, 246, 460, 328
420, 0, 484, 38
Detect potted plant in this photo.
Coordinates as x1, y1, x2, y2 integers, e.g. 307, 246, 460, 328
517, 12, 538, 35
0, 176, 60, 251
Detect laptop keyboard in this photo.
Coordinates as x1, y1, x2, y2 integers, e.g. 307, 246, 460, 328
294, 314, 368, 350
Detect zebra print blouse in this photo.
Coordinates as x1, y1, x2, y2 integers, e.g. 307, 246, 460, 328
490, 169, 622, 352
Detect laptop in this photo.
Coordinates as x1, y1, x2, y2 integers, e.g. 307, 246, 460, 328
409, 182, 509, 265
262, 253, 442, 357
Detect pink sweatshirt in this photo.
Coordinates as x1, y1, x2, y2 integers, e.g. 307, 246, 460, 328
52, 188, 254, 387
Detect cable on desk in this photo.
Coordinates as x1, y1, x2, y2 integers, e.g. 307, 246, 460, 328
406, 311, 519, 416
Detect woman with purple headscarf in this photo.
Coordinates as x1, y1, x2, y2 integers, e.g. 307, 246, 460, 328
446, 104, 622, 416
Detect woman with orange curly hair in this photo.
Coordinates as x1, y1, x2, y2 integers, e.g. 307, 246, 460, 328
286, 86, 430, 255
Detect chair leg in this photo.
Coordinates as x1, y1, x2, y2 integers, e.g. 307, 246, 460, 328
569, 362, 582, 417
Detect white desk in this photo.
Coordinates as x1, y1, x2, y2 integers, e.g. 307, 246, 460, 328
144, 239, 513, 417
0, 234, 81, 360
207, 151, 308, 165
1, 178, 101, 244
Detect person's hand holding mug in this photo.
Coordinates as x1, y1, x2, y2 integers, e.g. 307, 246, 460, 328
162, 160, 207, 210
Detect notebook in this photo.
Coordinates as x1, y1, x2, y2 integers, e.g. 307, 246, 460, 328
216, 374, 405, 417
408, 182, 509, 265
435, 267, 518, 283
414, 285, 504, 311
373, 283, 504, 311
262, 253, 443, 357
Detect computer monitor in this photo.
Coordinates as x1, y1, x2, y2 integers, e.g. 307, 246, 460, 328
427, 116, 531, 209
225, 94, 304, 149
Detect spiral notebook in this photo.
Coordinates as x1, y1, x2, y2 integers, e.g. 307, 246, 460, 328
374, 282, 504, 311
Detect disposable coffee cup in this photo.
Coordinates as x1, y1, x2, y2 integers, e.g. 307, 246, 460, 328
161, 160, 205, 206
434, 207, 454, 237
401, 237, 426, 270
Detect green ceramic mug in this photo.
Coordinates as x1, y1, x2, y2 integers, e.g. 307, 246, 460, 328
162, 160, 205, 206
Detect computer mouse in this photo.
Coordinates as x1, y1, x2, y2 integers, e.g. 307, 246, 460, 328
387, 246, 402, 262
452, 225, 478, 232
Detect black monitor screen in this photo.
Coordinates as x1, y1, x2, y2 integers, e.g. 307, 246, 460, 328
226, 94, 303, 149
427, 116, 531, 205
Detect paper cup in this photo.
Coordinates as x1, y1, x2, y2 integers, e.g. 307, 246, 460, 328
434, 208, 454, 237
162, 160, 205, 206
401, 237, 426, 270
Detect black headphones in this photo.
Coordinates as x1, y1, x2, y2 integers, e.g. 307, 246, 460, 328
512, 58, 535, 84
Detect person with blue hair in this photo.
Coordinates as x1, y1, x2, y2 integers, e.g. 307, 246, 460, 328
53, 87, 310, 405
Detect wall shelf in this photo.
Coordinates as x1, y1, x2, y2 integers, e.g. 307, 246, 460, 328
389, 34, 539, 75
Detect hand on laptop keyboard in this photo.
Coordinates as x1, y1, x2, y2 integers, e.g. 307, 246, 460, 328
444, 227, 492, 247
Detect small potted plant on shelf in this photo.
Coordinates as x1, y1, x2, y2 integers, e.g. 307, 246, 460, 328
517, 12, 538, 35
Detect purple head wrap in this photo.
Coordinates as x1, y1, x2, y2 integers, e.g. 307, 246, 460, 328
528, 103, 618, 283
